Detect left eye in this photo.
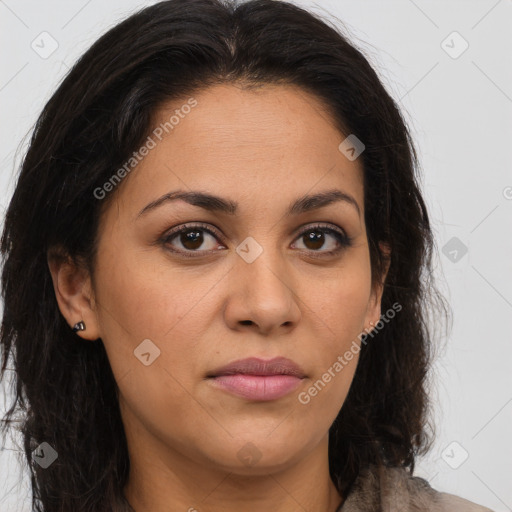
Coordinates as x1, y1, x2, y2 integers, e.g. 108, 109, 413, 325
161, 223, 351, 257
292, 226, 349, 253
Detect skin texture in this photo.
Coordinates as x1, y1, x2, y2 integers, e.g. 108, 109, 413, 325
48, 83, 389, 512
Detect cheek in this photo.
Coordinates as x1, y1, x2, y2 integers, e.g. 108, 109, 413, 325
92, 247, 218, 447
92, 240, 221, 383
312, 256, 372, 337
302, 258, 370, 399
94, 235, 173, 336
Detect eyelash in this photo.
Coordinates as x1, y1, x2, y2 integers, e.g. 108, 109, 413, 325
159, 222, 353, 259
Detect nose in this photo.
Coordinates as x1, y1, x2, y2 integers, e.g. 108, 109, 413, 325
223, 244, 301, 336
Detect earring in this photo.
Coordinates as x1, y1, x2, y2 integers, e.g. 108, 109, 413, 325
72, 321, 86, 333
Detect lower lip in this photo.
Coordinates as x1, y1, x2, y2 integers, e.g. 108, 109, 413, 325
209, 374, 303, 401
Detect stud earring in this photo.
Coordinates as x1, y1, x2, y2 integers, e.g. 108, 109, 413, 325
72, 321, 86, 333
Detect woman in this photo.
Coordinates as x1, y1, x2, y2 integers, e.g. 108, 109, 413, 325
0, 0, 494, 510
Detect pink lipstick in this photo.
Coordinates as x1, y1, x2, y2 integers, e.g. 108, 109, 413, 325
207, 357, 306, 401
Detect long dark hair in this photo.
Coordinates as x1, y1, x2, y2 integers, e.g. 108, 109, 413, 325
0, 0, 450, 510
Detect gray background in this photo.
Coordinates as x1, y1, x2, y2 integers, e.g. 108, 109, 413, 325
1, 0, 511, 510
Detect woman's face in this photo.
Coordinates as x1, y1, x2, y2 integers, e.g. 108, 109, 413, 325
65, 83, 387, 475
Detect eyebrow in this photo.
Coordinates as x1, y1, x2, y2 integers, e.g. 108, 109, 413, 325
137, 188, 361, 219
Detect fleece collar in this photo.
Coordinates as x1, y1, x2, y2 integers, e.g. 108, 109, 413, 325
335, 464, 494, 512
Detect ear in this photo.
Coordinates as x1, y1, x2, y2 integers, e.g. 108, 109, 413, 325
47, 249, 101, 341
365, 241, 391, 329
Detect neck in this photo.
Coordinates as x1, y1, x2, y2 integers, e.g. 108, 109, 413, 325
122, 415, 343, 512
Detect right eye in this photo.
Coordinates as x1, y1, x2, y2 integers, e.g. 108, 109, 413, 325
160, 223, 226, 257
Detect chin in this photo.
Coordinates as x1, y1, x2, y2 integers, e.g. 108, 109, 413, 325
198, 433, 313, 475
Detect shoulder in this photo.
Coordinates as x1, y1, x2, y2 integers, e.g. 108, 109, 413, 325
435, 490, 495, 512
341, 464, 495, 512
382, 465, 495, 512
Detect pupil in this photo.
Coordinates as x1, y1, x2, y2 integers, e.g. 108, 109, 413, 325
306, 231, 324, 250
182, 230, 203, 250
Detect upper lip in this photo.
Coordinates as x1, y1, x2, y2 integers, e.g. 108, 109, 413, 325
207, 357, 306, 378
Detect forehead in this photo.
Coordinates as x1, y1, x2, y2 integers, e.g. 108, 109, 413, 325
107, 83, 365, 221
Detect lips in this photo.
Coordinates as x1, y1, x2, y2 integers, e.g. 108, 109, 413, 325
207, 356, 306, 378
207, 357, 306, 401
